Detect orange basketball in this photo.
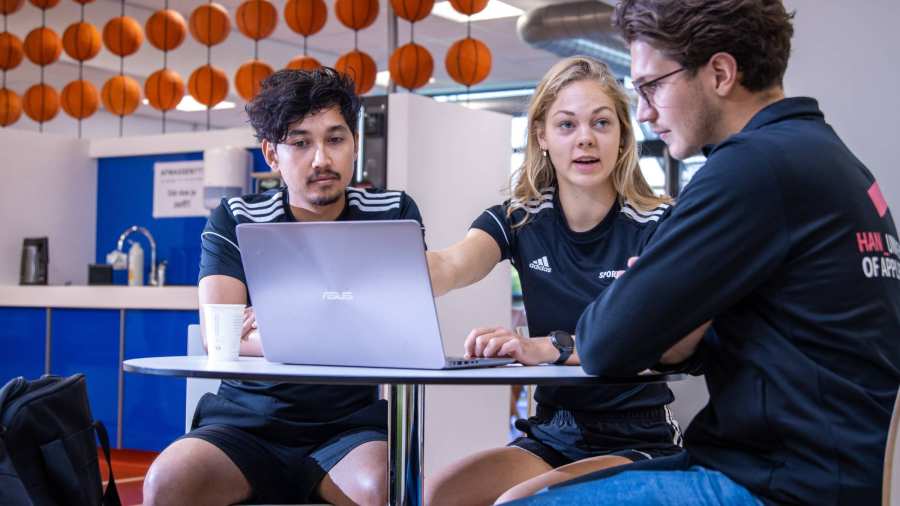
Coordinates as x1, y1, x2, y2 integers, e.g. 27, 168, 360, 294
101, 75, 141, 116
389, 42, 432, 91
23, 83, 59, 123
390, 0, 432, 22
335, 49, 376, 95
236, 0, 277, 40
24, 27, 61, 66
448, 0, 487, 16
286, 55, 320, 71
60, 79, 99, 119
0, 88, 22, 126
0, 0, 24, 15
335, 0, 378, 31
235, 59, 273, 101
0, 32, 24, 70
62, 22, 101, 61
445, 37, 491, 86
103, 16, 144, 57
284, 0, 326, 37
189, 3, 231, 46
145, 9, 187, 51
144, 68, 185, 111
188, 64, 228, 107
28, 0, 58, 9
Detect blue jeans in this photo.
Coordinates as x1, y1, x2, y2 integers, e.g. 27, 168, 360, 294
505, 465, 763, 506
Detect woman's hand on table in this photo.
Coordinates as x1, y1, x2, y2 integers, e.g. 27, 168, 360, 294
463, 327, 558, 365
242, 306, 259, 341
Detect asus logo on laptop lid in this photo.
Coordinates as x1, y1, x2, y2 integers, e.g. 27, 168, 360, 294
322, 291, 354, 301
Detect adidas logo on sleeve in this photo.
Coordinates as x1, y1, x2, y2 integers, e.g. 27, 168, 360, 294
529, 256, 552, 273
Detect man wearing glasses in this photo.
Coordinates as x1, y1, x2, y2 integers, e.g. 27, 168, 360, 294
513, 1, 900, 505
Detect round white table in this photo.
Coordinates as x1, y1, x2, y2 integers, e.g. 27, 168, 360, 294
123, 356, 684, 505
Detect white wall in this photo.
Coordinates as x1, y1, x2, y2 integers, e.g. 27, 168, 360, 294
784, 0, 900, 210
388, 93, 513, 480
0, 129, 96, 285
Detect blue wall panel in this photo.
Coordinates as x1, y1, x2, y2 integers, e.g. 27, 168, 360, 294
122, 309, 196, 451
50, 309, 120, 445
0, 307, 45, 383
95, 149, 269, 287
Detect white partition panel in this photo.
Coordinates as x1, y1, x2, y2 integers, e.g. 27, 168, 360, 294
387, 93, 513, 479
0, 130, 96, 286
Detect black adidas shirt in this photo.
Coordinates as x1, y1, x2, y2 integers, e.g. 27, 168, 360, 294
197, 186, 423, 441
471, 188, 675, 412
578, 98, 900, 505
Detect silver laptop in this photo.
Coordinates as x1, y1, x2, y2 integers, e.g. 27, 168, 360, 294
235, 220, 513, 369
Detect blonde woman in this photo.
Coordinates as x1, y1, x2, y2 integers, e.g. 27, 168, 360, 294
425, 56, 691, 505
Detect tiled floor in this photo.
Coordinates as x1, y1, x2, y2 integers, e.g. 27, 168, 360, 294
99, 448, 158, 506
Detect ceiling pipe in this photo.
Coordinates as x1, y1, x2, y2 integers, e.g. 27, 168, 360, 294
517, 1, 631, 77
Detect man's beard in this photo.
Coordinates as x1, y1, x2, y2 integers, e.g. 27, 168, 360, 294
308, 189, 343, 206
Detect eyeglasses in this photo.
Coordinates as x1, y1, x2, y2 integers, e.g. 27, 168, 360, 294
635, 67, 686, 108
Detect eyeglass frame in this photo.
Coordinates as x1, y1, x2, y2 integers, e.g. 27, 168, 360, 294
635, 67, 687, 108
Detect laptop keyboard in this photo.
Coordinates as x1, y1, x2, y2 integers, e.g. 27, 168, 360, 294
445, 356, 514, 369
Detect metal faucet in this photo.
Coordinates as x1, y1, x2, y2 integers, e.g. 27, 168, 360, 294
116, 226, 161, 286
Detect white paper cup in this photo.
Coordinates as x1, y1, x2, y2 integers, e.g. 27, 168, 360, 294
203, 303, 244, 362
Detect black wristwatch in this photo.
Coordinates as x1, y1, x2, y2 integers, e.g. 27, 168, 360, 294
548, 330, 575, 365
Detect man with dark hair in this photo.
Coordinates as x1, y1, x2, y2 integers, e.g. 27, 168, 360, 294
512, 1, 900, 505
142, 68, 424, 506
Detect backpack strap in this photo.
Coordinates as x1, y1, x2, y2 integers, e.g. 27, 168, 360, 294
94, 422, 121, 506
0, 432, 33, 506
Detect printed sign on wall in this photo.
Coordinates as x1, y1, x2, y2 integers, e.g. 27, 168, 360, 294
153, 160, 207, 218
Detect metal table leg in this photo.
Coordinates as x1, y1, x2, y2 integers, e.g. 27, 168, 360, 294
388, 384, 424, 505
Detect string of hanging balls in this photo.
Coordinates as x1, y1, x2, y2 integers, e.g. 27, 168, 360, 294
0, 0, 493, 128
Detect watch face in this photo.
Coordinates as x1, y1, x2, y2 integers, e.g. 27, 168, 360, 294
552, 331, 574, 350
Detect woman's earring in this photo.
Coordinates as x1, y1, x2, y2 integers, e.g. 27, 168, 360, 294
542, 149, 548, 158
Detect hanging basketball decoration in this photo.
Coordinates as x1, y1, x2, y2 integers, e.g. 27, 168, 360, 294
190, 2, 230, 129
286, 55, 320, 71
145, 68, 184, 112
335, 49, 375, 95
188, 63, 228, 107
23, 83, 58, 123
0, 0, 25, 15
146, 9, 186, 51
62, 2, 101, 134
23, 27, 61, 66
0, 0, 23, 127
234, 0, 276, 102
284, 0, 325, 71
146, 5, 187, 133
334, 0, 378, 95
60, 79, 98, 119
0, 32, 23, 70
391, 0, 432, 22
189, 3, 230, 46
445, 36, 491, 87
103, 2, 143, 136
388, 0, 433, 92
389, 42, 432, 91
103, 15, 143, 57
448, 0, 487, 15
0, 87, 21, 126
235, 59, 273, 101
62, 22, 101, 61
101, 75, 140, 116
24, 0, 60, 131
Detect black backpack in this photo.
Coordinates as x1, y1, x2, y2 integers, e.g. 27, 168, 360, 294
0, 374, 121, 506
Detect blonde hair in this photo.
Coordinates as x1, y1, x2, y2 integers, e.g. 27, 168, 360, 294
508, 56, 670, 227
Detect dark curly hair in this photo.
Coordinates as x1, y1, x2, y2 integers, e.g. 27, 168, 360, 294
245, 67, 360, 144
613, 0, 795, 91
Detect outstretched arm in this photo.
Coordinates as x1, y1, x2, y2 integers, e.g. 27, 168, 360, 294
427, 229, 502, 297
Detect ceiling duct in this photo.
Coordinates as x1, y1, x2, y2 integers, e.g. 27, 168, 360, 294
517, 1, 631, 77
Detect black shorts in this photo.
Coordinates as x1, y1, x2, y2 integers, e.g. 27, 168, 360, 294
183, 424, 386, 504
509, 404, 683, 468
